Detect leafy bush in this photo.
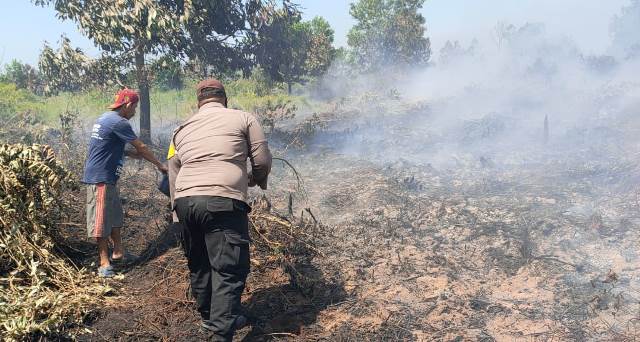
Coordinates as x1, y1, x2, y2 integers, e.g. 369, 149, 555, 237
253, 98, 298, 132
150, 55, 184, 90
0, 144, 108, 341
224, 72, 305, 125
225, 67, 276, 97
0, 83, 42, 118
0, 60, 42, 94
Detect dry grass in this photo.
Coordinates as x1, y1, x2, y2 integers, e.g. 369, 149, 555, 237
0, 143, 109, 341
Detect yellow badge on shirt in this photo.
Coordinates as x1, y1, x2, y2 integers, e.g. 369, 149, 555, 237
167, 142, 176, 159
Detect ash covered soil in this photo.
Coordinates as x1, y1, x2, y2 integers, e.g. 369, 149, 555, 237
63, 152, 640, 341
62, 105, 640, 341
268, 149, 640, 341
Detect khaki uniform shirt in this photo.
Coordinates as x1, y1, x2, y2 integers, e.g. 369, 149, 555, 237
167, 102, 272, 217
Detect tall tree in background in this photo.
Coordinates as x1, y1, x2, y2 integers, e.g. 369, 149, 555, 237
32, 0, 188, 142
252, 5, 335, 93
39, 36, 91, 95
149, 55, 184, 90
0, 60, 41, 94
304, 17, 336, 77
347, 0, 431, 72
32, 0, 306, 140
181, 0, 265, 78
251, 4, 306, 93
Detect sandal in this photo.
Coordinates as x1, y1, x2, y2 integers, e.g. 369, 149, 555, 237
110, 252, 137, 264
98, 265, 115, 278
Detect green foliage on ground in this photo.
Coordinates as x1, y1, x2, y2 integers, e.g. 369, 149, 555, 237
39, 88, 195, 123
225, 75, 307, 117
2, 77, 305, 127
0, 83, 43, 118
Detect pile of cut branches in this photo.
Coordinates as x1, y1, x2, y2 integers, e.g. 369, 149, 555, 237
249, 195, 330, 293
0, 144, 108, 341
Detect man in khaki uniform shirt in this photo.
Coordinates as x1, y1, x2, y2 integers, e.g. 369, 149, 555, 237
168, 79, 271, 341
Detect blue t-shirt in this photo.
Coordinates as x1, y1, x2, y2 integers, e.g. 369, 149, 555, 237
82, 111, 138, 184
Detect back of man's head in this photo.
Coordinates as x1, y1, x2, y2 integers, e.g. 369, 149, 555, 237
196, 78, 226, 108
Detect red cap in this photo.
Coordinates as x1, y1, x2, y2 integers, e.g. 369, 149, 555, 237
108, 88, 139, 109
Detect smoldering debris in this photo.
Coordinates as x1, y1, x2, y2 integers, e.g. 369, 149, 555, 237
258, 18, 640, 337
24, 4, 640, 340
262, 142, 640, 339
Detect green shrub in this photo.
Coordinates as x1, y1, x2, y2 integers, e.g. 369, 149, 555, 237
150, 56, 184, 90
12, 75, 306, 127
0, 83, 42, 118
38, 89, 113, 123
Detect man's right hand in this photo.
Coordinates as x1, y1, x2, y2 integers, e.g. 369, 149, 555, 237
157, 164, 169, 174
130, 139, 167, 173
124, 149, 142, 159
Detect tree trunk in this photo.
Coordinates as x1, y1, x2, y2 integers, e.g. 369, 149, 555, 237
287, 82, 292, 94
135, 45, 151, 144
202, 58, 208, 78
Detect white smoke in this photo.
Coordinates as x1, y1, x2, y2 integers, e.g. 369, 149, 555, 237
307, 4, 640, 170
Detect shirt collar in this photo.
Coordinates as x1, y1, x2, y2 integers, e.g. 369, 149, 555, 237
200, 102, 224, 110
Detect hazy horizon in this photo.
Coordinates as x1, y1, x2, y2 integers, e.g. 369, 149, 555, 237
0, 0, 631, 66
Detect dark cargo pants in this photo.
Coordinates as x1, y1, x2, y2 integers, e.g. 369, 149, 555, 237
175, 196, 250, 341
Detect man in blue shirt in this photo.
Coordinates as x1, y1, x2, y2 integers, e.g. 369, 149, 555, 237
83, 88, 167, 277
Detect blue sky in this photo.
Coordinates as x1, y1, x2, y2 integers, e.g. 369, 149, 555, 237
0, 0, 631, 65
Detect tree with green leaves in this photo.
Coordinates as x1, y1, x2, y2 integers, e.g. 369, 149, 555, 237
32, 0, 188, 142
347, 0, 431, 72
32, 0, 301, 141
252, 7, 336, 93
149, 55, 183, 90
251, 4, 306, 93
181, 0, 268, 78
38, 35, 91, 95
0, 60, 41, 94
304, 17, 336, 77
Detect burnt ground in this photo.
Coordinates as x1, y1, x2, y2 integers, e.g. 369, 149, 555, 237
50, 123, 640, 342
263, 148, 640, 341
58, 161, 347, 342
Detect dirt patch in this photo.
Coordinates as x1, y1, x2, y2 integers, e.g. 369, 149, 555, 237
60, 166, 346, 341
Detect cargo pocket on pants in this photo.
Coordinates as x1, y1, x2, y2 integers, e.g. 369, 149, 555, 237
212, 232, 250, 274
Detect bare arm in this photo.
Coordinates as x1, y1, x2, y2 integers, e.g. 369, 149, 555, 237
124, 148, 142, 159
129, 139, 168, 173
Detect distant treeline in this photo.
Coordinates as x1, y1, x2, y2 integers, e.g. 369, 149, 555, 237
4, 0, 433, 140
